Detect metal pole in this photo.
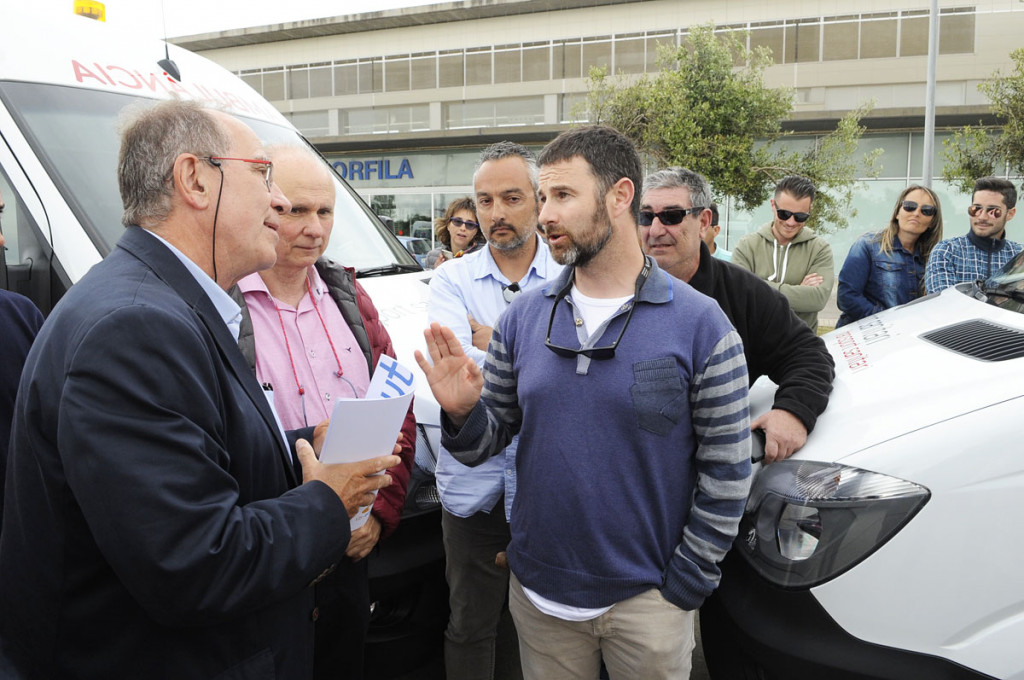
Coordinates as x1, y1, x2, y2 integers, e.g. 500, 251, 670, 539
922, 0, 939, 187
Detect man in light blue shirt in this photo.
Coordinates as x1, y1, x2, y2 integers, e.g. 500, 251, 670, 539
428, 141, 562, 680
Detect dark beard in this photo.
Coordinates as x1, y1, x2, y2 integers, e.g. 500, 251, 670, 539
553, 204, 614, 268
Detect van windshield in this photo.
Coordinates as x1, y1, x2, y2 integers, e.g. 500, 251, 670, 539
0, 81, 417, 272
978, 251, 1024, 313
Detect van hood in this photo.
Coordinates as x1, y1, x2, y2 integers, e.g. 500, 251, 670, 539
751, 285, 1024, 463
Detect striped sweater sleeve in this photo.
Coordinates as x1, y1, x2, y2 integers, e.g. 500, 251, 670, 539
441, 324, 521, 467
661, 328, 752, 611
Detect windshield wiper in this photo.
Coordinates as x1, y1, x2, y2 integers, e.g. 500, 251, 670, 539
357, 263, 423, 277
979, 285, 1024, 304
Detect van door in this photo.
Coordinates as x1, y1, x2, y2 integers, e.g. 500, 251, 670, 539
0, 154, 58, 314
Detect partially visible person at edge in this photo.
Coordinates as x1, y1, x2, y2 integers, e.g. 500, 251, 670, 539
426, 197, 486, 269
837, 185, 944, 327
232, 144, 416, 680
704, 202, 732, 262
0, 100, 400, 679
640, 167, 834, 463
925, 176, 1022, 294
732, 175, 834, 333
429, 141, 562, 680
0, 188, 45, 524
416, 126, 751, 679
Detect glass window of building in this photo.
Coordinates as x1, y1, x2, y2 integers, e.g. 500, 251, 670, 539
287, 65, 309, 99
496, 97, 544, 126
410, 52, 437, 89
900, 10, 929, 58
823, 15, 859, 61
645, 32, 676, 71
385, 55, 411, 92
523, 42, 550, 81
240, 70, 261, 95
614, 35, 645, 74
439, 50, 464, 88
560, 93, 588, 124
358, 59, 383, 94
558, 41, 582, 79
466, 48, 492, 86
494, 46, 521, 84
288, 110, 329, 137
334, 61, 358, 95
750, 22, 784, 64
309, 63, 332, 98
861, 12, 898, 59
785, 19, 820, 63
262, 69, 285, 101
582, 36, 612, 75
939, 8, 975, 54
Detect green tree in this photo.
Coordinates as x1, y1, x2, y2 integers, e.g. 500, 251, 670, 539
585, 23, 880, 234
942, 47, 1024, 193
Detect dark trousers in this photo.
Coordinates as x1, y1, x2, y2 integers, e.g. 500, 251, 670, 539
441, 502, 513, 680
314, 557, 370, 680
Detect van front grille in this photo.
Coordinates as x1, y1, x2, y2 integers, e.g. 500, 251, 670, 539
921, 319, 1024, 361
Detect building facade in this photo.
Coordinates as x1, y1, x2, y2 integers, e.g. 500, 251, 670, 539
174, 0, 1024, 261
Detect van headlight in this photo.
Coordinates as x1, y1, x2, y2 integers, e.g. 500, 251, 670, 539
737, 460, 929, 589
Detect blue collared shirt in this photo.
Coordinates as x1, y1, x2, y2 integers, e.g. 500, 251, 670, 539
428, 234, 563, 517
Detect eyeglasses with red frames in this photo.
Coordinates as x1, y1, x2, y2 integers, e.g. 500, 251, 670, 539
201, 156, 273, 190
968, 204, 1005, 220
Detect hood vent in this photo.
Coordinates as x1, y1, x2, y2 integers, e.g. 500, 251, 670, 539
921, 319, 1024, 361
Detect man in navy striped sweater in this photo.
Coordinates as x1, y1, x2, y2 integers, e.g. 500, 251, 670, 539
416, 126, 751, 679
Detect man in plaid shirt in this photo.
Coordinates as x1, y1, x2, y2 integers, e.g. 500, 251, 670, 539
925, 176, 1022, 293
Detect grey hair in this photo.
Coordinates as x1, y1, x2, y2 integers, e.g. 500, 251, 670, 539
474, 141, 539, 193
118, 99, 230, 228
643, 167, 713, 210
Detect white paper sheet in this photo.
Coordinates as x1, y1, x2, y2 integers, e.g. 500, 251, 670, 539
319, 356, 416, 530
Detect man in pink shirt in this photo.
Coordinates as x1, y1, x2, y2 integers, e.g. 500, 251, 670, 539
233, 144, 416, 680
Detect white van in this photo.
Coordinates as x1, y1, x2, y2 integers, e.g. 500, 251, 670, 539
0, 9, 445, 677
701, 259, 1024, 679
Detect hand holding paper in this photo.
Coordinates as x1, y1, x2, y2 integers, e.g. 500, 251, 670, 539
295, 440, 399, 519
319, 355, 417, 529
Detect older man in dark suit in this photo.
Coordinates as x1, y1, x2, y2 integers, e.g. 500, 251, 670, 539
0, 100, 400, 679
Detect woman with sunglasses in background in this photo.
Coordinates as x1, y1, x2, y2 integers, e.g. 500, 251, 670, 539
425, 197, 485, 268
836, 185, 944, 327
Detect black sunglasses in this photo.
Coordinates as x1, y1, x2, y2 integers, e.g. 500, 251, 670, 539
450, 216, 480, 230
502, 282, 522, 304
776, 209, 811, 223
968, 204, 1004, 219
544, 259, 651, 360
901, 200, 937, 217
638, 207, 705, 227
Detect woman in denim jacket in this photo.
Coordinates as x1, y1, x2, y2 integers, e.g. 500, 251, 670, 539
837, 185, 944, 327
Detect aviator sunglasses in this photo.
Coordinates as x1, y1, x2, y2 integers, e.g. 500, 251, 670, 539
638, 207, 706, 226
449, 216, 480, 230
775, 209, 811, 223
968, 204, 1005, 219
901, 200, 937, 217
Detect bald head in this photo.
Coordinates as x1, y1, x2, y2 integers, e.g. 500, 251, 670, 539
267, 145, 336, 275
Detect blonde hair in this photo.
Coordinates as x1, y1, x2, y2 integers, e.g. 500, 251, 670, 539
878, 184, 943, 260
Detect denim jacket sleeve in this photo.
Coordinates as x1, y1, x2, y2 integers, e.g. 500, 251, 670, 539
838, 236, 881, 322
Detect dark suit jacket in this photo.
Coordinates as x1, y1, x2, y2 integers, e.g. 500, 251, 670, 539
0, 227, 351, 679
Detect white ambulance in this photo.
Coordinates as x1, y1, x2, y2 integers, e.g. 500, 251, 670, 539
0, 9, 445, 677
702, 259, 1024, 680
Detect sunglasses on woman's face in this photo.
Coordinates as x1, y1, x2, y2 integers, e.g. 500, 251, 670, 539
450, 217, 480, 230
901, 200, 937, 217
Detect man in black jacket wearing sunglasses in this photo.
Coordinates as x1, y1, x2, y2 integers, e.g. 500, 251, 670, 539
731, 175, 834, 333
640, 167, 834, 464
